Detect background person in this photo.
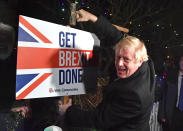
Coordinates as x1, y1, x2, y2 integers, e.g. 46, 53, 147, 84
158, 54, 183, 131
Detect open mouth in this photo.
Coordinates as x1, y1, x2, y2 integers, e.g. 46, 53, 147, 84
117, 68, 127, 73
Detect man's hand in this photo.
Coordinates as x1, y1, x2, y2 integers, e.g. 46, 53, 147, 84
76, 9, 98, 23
58, 98, 72, 114
11, 106, 29, 117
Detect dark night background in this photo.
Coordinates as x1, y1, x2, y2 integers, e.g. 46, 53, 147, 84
1, 0, 183, 76
0, 0, 183, 130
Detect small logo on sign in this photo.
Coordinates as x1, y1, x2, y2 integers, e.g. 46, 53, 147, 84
49, 88, 54, 93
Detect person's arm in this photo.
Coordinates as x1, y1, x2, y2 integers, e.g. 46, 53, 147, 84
93, 15, 123, 46
64, 90, 141, 129
76, 9, 124, 46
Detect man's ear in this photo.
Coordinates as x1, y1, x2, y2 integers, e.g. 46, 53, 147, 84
0, 23, 15, 60
140, 59, 143, 64
137, 59, 143, 68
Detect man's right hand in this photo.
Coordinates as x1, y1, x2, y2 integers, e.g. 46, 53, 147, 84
76, 9, 98, 23
58, 98, 72, 114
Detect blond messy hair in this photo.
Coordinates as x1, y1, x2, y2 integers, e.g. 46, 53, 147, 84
114, 36, 148, 62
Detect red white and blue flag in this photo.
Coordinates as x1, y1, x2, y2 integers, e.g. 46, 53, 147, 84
16, 15, 100, 99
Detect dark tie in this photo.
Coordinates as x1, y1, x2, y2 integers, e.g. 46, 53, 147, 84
178, 75, 183, 111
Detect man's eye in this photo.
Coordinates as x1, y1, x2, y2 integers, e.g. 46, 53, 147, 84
124, 58, 130, 62
116, 56, 120, 60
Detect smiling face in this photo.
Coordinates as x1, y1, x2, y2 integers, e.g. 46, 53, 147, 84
115, 46, 142, 78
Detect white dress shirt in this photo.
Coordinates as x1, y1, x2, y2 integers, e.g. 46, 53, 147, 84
176, 71, 183, 107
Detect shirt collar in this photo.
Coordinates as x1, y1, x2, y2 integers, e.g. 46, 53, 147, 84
179, 71, 183, 77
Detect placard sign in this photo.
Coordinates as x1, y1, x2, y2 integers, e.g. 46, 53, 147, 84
16, 15, 100, 99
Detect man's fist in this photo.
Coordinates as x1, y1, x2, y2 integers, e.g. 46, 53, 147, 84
76, 9, 98, 23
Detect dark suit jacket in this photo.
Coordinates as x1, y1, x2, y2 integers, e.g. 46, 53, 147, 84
158, 71, 178, 126
65, 16, 155, 131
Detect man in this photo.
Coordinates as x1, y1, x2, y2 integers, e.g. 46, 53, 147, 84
58, 9, 155, 131
158, 55, 183, 131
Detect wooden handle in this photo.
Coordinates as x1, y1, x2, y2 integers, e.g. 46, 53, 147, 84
64, 96, 69, 104
69, 3, 76, 26
112, 24, 129, 33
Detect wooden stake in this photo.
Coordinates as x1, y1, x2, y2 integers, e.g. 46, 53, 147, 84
112, 24, 129, 33
64, 96, 69, 104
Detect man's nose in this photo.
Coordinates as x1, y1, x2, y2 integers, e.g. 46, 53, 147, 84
118, 59, 124, 66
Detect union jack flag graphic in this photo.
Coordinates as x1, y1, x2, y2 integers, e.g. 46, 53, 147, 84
16, 15, 53, 99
